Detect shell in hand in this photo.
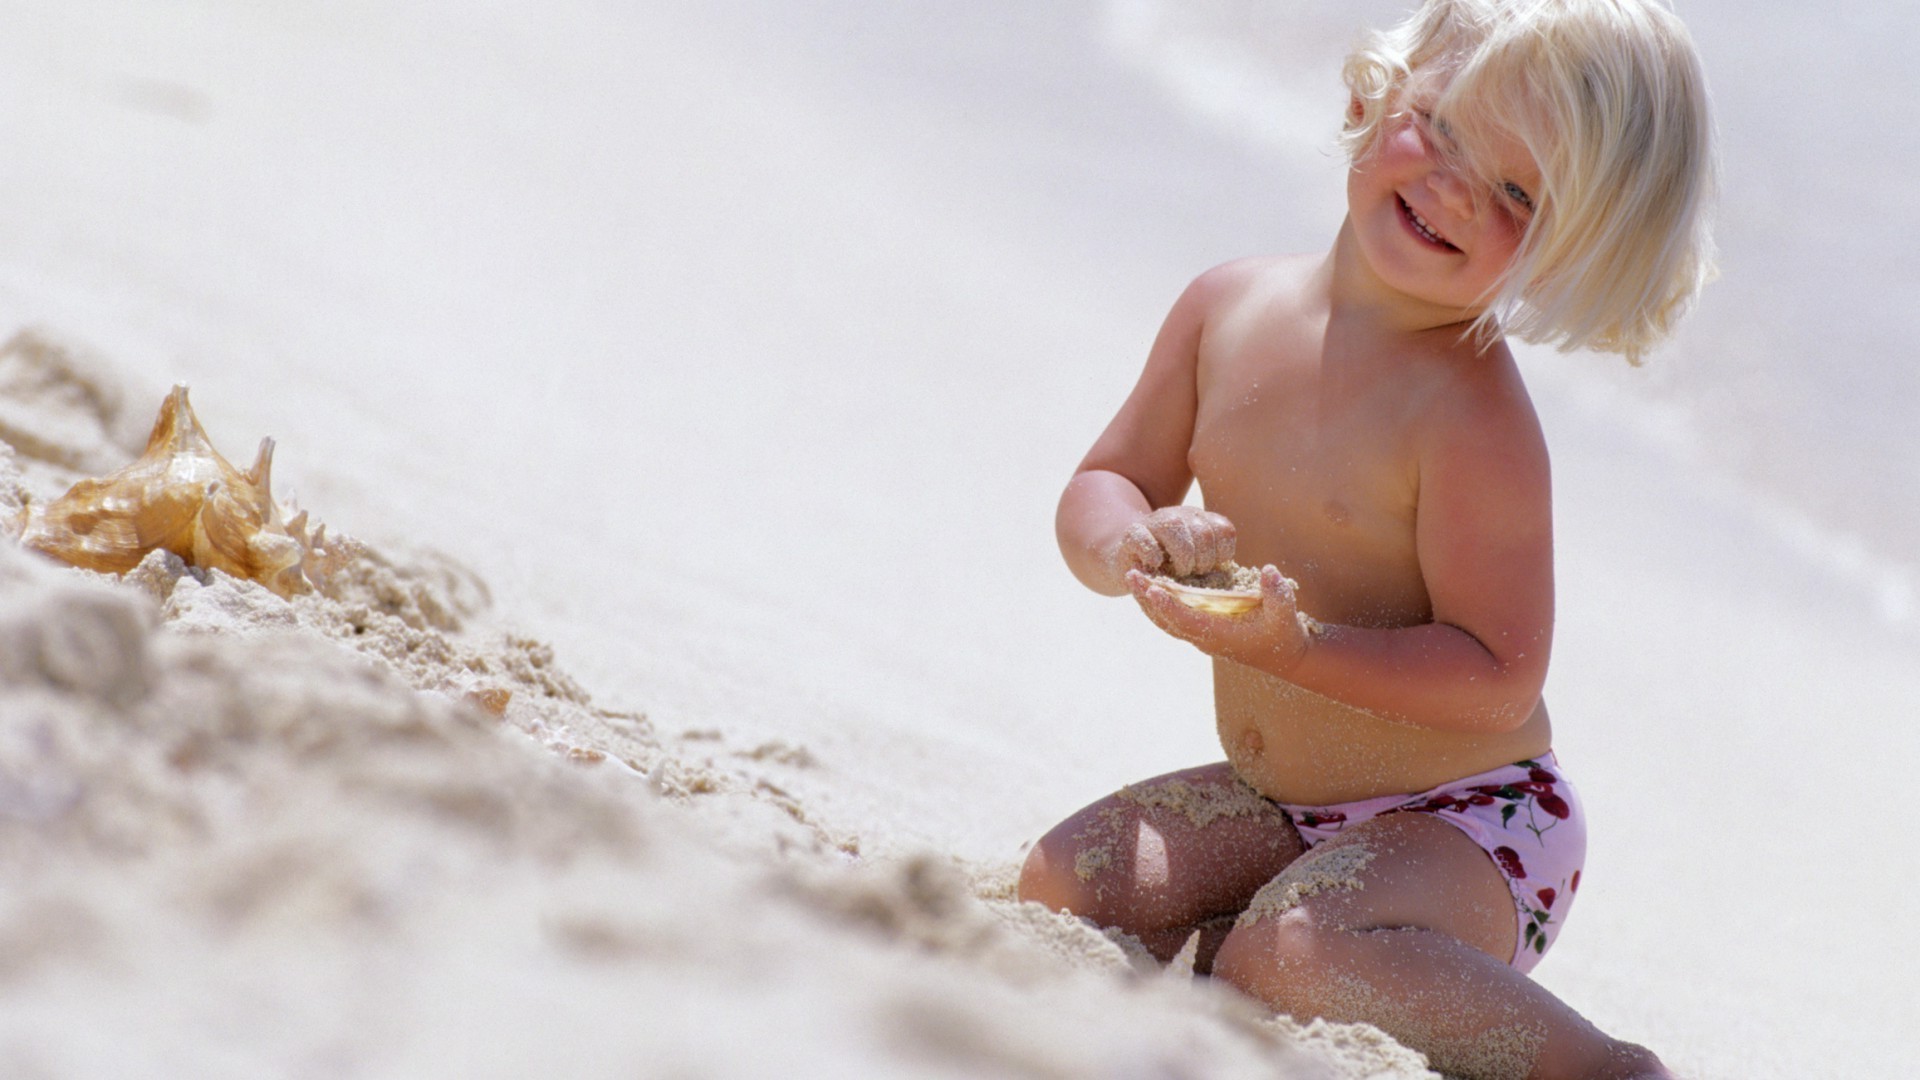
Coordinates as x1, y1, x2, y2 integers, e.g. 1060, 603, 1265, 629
1151, 563, 1265, 616
17, 385, 351, 598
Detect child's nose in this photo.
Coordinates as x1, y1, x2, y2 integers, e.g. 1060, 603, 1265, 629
1426, 168, 1474, 218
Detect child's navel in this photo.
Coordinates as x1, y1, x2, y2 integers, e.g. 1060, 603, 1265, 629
1321, 499, 1354, 527
1232, 726, 1266, 770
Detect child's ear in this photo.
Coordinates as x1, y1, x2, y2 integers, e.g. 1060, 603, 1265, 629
1346, 93, 1365, 127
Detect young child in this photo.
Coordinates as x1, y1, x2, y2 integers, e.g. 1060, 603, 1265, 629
1017, 1, 1715, 1077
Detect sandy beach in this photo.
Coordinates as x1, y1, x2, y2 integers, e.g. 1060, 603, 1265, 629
1, 2, 1915, 1077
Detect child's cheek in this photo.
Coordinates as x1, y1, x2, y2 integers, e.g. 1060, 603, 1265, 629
1486, 215, 1528, 266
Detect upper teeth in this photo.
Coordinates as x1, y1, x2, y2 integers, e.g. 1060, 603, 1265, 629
1407, 204, 1444, 244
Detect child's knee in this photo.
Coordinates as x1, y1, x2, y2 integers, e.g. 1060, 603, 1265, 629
1015, 837, 1084, 915
1211, 912, 1324, 1007
1017, 811, 1139, 919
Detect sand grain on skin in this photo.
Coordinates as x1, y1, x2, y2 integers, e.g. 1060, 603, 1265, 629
1237, 842, 1375, 928
1314, 968, 1547, 1080
1117, 775, 1282, 830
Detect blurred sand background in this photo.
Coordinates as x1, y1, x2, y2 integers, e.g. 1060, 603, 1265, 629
0, 2, 1914, 1077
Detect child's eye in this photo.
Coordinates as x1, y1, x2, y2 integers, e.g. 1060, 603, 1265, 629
1502, 181, 1535, 214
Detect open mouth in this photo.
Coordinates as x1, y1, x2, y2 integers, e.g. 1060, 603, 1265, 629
1398, 196, 1459, 252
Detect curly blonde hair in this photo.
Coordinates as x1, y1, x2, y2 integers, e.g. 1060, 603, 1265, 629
1342, 0, 1717, 362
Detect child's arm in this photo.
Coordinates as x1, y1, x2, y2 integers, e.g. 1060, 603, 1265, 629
1058, 267, 1242, 596
1130, 383, 1555, 735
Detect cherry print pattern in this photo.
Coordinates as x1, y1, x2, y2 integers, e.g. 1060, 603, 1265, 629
1274, 756, 1585, 968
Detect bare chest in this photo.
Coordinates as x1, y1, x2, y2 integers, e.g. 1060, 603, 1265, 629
1187, 350, 1431, 624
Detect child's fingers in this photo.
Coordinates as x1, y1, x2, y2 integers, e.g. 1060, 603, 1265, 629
1259, 564, 1297, 608
1258, 566, 1303, 630
1127, 568, 1173, 612
1127, 570, 1207, 643
1257, 566, 1318, 672
1164, 512, 1234, 576
1118, 523, 1165, 573
1157, 516, 1199, 577
1169, 510, 1235, 575
1201, 511, 1237, 567
1189, 518, 1222, 574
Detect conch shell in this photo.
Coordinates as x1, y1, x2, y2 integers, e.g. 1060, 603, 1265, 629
17, 385, 350, 598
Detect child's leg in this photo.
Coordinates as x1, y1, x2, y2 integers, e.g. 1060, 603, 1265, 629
1211, 812, 1668, 1080
1018, 763, 1305, 968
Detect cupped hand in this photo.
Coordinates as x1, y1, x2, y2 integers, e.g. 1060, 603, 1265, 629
1127, 564, 1316, 676
1115, 506, 1237, 579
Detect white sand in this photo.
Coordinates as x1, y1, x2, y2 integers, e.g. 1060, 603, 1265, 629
0, 3, 1914, 1078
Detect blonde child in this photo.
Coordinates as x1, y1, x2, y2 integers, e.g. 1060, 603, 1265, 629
1017, 1, 1715, 1077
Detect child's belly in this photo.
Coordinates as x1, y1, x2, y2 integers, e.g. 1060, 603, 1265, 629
1213, 661, 1554, 805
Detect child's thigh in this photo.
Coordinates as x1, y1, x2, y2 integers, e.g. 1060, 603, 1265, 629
1225, 811, 1518, 964
1019, 762, 1304, 928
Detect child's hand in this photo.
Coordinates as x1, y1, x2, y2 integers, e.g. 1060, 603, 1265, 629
1127, 564, 1317, 677
1115, 507, 1237, 578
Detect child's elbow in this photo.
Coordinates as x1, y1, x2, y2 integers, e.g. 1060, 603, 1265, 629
1451, 632, 1548, 733
1475, 694, 1543, 734
1471, 669, 1547, 733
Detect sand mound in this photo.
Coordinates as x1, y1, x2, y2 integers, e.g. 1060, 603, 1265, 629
0, 333, 1434, 1078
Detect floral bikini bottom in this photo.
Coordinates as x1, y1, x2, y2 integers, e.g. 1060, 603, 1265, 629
1271, 752, 1587, 973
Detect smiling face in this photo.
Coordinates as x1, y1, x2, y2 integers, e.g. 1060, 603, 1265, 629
1344, 83, 1543, 322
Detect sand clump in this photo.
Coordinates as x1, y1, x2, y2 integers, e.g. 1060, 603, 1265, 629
1068, 772, 1290, 885
1118, 772, 1282, 829
1238, 841, 1377, 929
1158, 562, 1263, 594
1072, 843, 1115, 882
0, 544, 644, 868
0, 329, 151, 476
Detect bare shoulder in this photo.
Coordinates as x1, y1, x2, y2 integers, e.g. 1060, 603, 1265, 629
1414, 337, 1549, 469
1179, 254, 1317, 320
